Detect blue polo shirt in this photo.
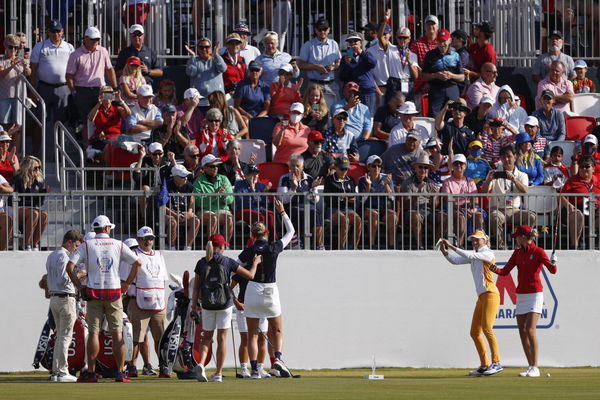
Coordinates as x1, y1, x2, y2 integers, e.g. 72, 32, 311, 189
422, 48, 463, 89
532, 107, 566, 142
329, 101, 373, 140
255, 51, 297, 84
299, 38, 341, 81
322, 128, 358, 155
233, 80, 271, 117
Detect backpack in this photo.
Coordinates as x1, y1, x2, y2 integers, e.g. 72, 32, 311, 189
200, 257, 231, 310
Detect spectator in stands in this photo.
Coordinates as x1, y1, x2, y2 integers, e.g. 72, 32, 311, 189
436, 99, 475, 156
30, 20, 73, 155
165, 164, 200, 250
340, 31, 377, 111
87, 87, 131, 161
324, 156, 361, 250
154, 80, 177, 111
0, 172, 13, 250
302, 130, 334, 179
480, 117, 517, 165
400, 153, 439, 249
389, 101, 428, 147
451, 29, 470, 93
255, 31, 298, 85
489, 85, 528, 132
424, 136, 450, 187
560, 155, 600, 249
465, 62, 499, 110
410, 15, 439, 104
322, 109, 358, 159
524, 116, 547, 159
515, 132, 544, 186
373, 92, 405, 141
227, 23, 260, 65
272, 102, 310, 164
182, 144, 202, 181
422, 29, 465, 117
532, 90, 566, 142
277, 153, 324, 250
150, 104, 189, 159
381, 130, 428, 187
465, 95, 494, 135
482, 145, 536, 249
65, 27, 116, 141
193, 154, 234, 242
1, 33, 31, 125
186, 38, 227, 97
330, 81, 373, 140
358, 155, 396, 249
234, 60, 271, 121
208, 91, 248, 139
126, 84, 163, 144
221, 33, 247, 94
218, 139, 253, 186
0, 131, 19, 183
119, 56, 145, 107
543, 146, 569, 188
234, 164, 275, 241
438, 154, 482, 246
196, 108, 233, 162
301, 84, 329, 132
134, 141, 171, 190
177, 88, 206, 142
466, 140, 492, 187
13, 155, 48, 250
298, 18, 342, 105
361, 22, 380, 50
115, 24, 162, 84
535, 61, 574, 113
571, 60, 595, 93
467, 21, 496, 80
124, 0, 153, 27
571, 134, 600, 177
532, 30, 575, 83
268, 64, 302, 117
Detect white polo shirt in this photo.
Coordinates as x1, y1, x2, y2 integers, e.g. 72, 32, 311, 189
46, 247, 76, 294
30, 39, 74, 84
368, 43, 418, 86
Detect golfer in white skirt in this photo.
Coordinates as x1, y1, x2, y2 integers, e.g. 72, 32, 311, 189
237, 199, 294, 379
490, 225, 557, 378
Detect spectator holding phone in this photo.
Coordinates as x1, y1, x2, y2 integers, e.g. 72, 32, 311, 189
268, 64, 302, 117
272, 102, 310, 164
339, 31, 377, 111
322, 109, 358, 160
435, 99, 475, 156
330, 82, 373, 140
301, 84, 329, 132
0, 34, 31, 125
87, 86, 131, 161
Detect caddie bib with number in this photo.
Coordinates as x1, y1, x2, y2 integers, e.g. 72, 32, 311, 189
134, 249, 167, 311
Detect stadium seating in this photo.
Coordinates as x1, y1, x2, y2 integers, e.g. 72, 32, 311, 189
357, 140, 387, 163
565, 116, 596, 141
257, 162, 288, 190
238, 139, 267, 164
524, 185, 559, 227
572, 93, 600, 117
547, 140, 577, 167
249, 117, 279, 162
413, 117, 436, 141
421, 94, 429, 117
348, 162, 368, 183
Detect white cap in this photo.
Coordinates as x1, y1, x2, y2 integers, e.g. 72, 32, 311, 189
129, 24, 144, 34
333, 108, 349, 118
452, 154, 467, 164
479, 95, 494, 105
171, 164, 191, 178
201, 154, 222, 167
345, 32, 363, 41
425, 15, 439, 25
123, 238, 138, 248
148, 142, 163, 153
136, 226, 155, 238
83, 232, 96, 241
584, 134, 598, 145
84, 26, 101, 39
366, 155, 382, 165
290, 102, 304, 113
524, 116, 539, 127
279, 63, 294, 74
92, 215, 115, 229
137, 84, 154, 97
0, 134, 11, 142
398, 101, 419, 115
183, 87, 202, 99
574, 60, 588, 69
397, 27, 411, 37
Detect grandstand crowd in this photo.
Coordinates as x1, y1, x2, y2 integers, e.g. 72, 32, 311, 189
1, 8, 600, 251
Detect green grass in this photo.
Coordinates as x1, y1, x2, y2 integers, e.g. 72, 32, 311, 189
1, 368, 599, 400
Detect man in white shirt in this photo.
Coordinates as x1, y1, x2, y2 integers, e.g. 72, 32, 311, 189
127, 84, 163, 144
389, 101, 429, 146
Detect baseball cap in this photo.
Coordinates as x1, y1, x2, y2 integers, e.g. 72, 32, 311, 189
361, 22, 378, 32
406, 130, 421, 140
425, 137, 441, 148
183, 87, 202, 99
425, 15, 439, 25
209, 234, 230, 247
243, 164, 260, 175
126, 56, 142, 66
308, 130, 324, 141
84, 27, 101, 39
137, 84, 154, 97
436, 29, 451, 42
129, 24, 144, 34
171, 164, 191, 178
315, 18, 330, 29
511, 225, 533, 238
541, 89, 555, 99
0, 134, 11, 142
233, 23, 252, 35
584, 134, 598, 145
248, 60, 262, 72
524, 116, 539, 127
137, 226, 155, 238
148, 142, 163, 154
335, 156, 350, 169
48, 19, 63, 32
164, 104, 177, 114
345, 31, 363, 41
225, 33, 243, 44
574, 60, 588, 69
123, 238, 138, 248
366, 155, 382, 165
397, 27, 411, 37
83, 232, 96, 241
92, 215, 115, 229
333, 108, 349, 118
468, 140, 483, 149
453, 154, 467, 164
479, 95, 494, 105
398, 101, 419, 115
201, 154, 222, 167
489, 118, 505, 127
549, 30, 563, 39
290, 102, 304, 113
343, 81, 360, 94
279, 63, 294, 74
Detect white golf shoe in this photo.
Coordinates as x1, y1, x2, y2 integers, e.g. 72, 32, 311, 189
194, 364, 208, 382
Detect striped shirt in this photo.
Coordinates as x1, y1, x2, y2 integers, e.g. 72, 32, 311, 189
480, 132, 515, 164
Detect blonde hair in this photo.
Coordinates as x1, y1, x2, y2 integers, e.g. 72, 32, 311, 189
4, 34, 20, 47
516, 143, 537, 169
302, 84, 329, 118
527, 229, 539, 240
207, 91, 231, 130
263, 31, 279, 43
251, 221, 268, 239
122, 59, 145, 88
17, 155, 42, 188
205, 240, 214, 262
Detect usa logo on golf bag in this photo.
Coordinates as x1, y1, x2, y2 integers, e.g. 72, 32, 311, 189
493, 262, 558, 329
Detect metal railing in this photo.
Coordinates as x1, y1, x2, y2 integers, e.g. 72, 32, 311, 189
15, 75, 46, 174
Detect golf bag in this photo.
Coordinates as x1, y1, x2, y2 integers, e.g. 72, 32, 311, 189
95, 315, 134, 378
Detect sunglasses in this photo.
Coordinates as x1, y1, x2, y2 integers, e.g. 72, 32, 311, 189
207, 119, 221, 123
190, 154, 200, 158
198, 45, 211, 49
7, 45, 20, 50
141, 236, 155, 241
369, 164, 382, 168
397, 36, 409, 40
131, 32, 144, 37
338, 167, 349, 171
335, 116, 348, 121
204, 164, 218, 169
151, 152, 163, 156
316, 27, 329, 32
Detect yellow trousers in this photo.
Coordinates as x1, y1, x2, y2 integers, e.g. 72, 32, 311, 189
470, 291, 501, 366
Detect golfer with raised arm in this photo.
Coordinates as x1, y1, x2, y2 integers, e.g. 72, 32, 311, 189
439, 230, 503, 376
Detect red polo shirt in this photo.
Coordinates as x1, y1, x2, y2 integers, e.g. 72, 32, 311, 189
468, 42, 497, 73
561, 174, 600, 207
496, 242, 557, 293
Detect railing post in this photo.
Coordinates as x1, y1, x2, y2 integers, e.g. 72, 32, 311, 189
303, 191, 311, 249
159, 204, 166, 250
11, 192, 18, 250
589, 193, 596, 250
447, 194, 456, 244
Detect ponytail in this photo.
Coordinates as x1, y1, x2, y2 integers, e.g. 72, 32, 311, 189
206, 240, 214, 262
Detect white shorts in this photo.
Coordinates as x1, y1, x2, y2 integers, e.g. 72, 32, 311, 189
201, 306, 233, 331
516, 292, 544, 315
244, 282, 281, 319
235, 308, 268, 333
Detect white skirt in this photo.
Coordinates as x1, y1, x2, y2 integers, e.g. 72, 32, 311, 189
516, 292, 544, 315
244, 282, 281, 319
235, 308, 268, 333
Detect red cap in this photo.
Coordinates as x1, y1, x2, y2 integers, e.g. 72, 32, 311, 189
127, 56, 142, 66
511, 225, 533, 238
308, 130, 324, 141
209, 234, 230, 247
437, 29, 451, 41
343, 81, 360, 94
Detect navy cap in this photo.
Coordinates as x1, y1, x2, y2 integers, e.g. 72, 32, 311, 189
163, 104, 177, 113
335, 156, 350, 169
248, 60, 262, 71
243, 164, 260, 175
49, 19, 63, 32
315, 19, 330, 29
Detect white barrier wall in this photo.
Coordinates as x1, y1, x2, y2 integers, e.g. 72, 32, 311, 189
3, 250, 600, 372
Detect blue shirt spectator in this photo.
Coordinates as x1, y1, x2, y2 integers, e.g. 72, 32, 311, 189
339, 33, 377, 100
186, 39, 227, 96
234, 177, 269, 210
233, 78, 271, 118
330, 82, 373, 140
532, 106, 566, 142
322, 109, 358, 156
299, 36, 341, 82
